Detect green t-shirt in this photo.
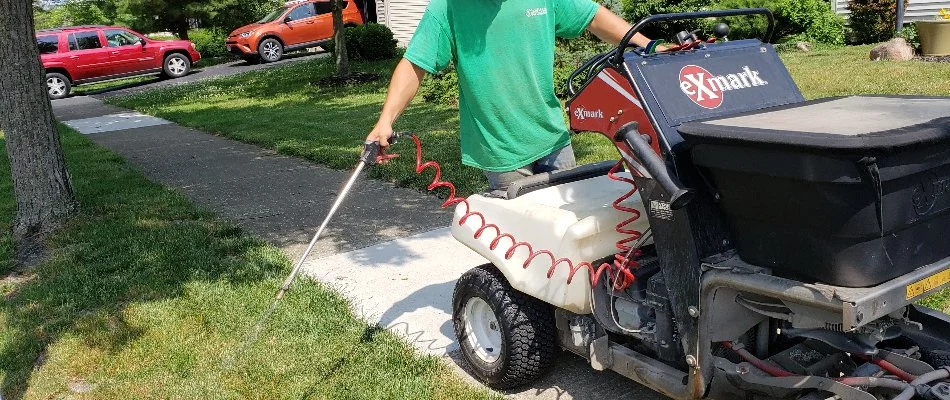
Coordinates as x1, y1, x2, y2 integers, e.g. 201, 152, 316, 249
404, 0, 599, 172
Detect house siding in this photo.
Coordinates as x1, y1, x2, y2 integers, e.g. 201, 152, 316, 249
376, 0, 432, 46
833, 0, 950, 22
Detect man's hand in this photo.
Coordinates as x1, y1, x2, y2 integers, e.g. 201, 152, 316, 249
366, 123, 395, 147
366, 58, 427, 149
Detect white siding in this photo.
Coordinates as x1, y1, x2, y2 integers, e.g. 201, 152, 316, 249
833, 0, 950, 22
376, 0, 432, 46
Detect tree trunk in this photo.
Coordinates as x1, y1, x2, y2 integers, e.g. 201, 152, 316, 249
332, 0, 351, 78
0, 0, 78, 260
176, 18, 190, 40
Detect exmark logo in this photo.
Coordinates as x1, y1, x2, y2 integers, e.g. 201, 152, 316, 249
573, 106, 604, 121
678, 65, 769, 109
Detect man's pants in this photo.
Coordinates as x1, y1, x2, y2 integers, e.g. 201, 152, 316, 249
484, 144, 577, 196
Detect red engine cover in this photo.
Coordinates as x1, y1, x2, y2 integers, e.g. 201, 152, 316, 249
567, 68, 662, 156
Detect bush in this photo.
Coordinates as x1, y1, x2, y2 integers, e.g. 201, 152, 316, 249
188, 28, 229, 59
329, 23, 399, 61
710, 0, 845, 44
418, 67, 459, 106
356, 23, 399, 61
898, 24, 920, 51
848, 0, 908, 44
621, 0, 709, 38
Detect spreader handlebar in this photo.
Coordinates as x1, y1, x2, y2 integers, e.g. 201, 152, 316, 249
612, 8, 775, 64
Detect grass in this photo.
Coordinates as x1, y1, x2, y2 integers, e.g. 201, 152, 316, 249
0, 127, 494, 399
71, 57, 239, 96
781, 45, 950, 99
71, 76, 157, 96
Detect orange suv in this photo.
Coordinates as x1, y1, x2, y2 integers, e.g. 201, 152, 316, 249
226, 0, 364, 63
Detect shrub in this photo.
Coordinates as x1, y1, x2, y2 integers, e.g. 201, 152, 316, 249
898, 24, 920, 51
710, 0, 845, 44
356, 23, 399, 61
189, 28, 229, 59
848, 0, 908, 44
781, 0, 846, 44
418, 67, 459, 106
329, 23, 398, 61
621, 0, 709, 38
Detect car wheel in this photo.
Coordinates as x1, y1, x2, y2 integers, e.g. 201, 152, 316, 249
452, 264, 558, 389
163, 53, 191, 78
46, 72, 71, 100
258, 38, 283, 63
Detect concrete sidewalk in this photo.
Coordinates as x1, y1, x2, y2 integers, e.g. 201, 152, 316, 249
52, 96, 662, 400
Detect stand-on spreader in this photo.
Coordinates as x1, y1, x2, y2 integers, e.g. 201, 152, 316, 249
449, 9, 950, 400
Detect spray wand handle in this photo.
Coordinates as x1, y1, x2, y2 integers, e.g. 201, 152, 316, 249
360, 131, 409, 165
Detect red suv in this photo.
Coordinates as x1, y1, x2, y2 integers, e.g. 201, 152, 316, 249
37, 25, 202, 99
226, 0, 364, 63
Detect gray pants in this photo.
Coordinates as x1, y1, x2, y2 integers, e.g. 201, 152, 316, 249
484, 144, 577, 195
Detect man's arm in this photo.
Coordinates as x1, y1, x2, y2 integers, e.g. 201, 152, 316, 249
586, 5, 651, 48
366, 58, 428, 147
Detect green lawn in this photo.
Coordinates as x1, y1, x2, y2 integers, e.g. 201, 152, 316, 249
71, 76, 158, 96
71, 57, 237, 96
0, 127, 493, 399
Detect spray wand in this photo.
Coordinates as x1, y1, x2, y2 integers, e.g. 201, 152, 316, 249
273, 132, 404, 303
227, 132, 406, 364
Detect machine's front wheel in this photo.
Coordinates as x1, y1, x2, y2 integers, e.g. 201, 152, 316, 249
452, 264, 557, 389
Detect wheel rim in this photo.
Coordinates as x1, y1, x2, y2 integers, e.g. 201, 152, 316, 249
167, 58, 187, 75
261, 41, 280, 61
47, 77, 66, 97
463, 297, 503, 364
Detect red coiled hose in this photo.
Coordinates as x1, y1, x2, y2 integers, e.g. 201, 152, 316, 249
411, 135, 642, 290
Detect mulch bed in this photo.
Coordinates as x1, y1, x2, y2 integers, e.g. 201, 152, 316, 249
915, 55, 950, 63
314, 72, 382, 86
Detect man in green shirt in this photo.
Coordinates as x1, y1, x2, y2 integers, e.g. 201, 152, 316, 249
365, 0, 655, 194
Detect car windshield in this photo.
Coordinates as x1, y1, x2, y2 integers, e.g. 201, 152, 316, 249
258, 7, 288, 23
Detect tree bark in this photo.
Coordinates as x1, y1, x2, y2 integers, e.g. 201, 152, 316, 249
175, 17, 190, 40
332, 0, 351, 78
0, 0, 78, 260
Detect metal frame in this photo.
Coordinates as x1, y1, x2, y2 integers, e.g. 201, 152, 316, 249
701, 254, 950, 332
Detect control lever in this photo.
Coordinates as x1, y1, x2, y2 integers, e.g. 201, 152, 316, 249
616, 122, 694, 210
